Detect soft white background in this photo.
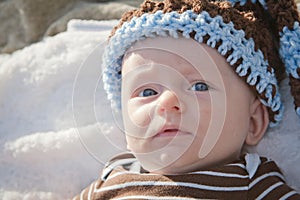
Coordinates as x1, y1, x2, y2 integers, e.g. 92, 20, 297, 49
0, 20, 299, 199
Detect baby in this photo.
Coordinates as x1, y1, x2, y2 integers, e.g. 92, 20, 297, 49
74, 0, 300, 199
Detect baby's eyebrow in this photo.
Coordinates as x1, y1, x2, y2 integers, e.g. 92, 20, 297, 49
182, 67, 205, 78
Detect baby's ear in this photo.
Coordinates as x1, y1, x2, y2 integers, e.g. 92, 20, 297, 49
245, 98, 269, 146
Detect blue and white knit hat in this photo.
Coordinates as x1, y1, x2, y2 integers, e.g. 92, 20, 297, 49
102, 0, 300, 127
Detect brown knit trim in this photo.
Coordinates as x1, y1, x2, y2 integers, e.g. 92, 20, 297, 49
109, 0, 293, 123
265, 0, 300, 31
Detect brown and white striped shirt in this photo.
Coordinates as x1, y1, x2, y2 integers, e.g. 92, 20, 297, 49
73, 153, 300, 200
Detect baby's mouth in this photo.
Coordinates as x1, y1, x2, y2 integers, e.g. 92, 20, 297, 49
154, 127, 190, 138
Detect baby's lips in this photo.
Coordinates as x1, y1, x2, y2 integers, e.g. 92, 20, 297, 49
154, 124, 192, 138
155, 128, 180, 137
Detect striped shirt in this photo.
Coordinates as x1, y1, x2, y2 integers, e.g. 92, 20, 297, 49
73, 153, 300, 200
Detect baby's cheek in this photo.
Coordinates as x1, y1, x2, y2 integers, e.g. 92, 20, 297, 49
127, 101, 153, 128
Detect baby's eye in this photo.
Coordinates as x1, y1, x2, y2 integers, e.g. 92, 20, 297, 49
138, 88, 158, 97
190, 82, 209, 91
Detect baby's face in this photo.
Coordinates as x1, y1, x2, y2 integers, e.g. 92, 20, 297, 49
121, 37, 256, 174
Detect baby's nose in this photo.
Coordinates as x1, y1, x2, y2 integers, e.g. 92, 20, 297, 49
156, 90, 181, 114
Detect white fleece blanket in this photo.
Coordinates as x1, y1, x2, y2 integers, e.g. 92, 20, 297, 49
0, 19, 299, 199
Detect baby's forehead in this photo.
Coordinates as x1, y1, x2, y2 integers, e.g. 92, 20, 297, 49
123, 37, 188, 65
122, 36, 234, 79
123, 48, 192, 71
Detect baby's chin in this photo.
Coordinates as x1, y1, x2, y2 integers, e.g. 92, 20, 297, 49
134, 153, 211, 174
139, 151, 240, 174
149, 158, 214, 174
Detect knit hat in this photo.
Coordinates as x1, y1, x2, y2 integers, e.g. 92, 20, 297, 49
102, 0, 300, 127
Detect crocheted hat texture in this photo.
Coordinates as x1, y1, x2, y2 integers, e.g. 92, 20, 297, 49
102, 0, 300, 127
